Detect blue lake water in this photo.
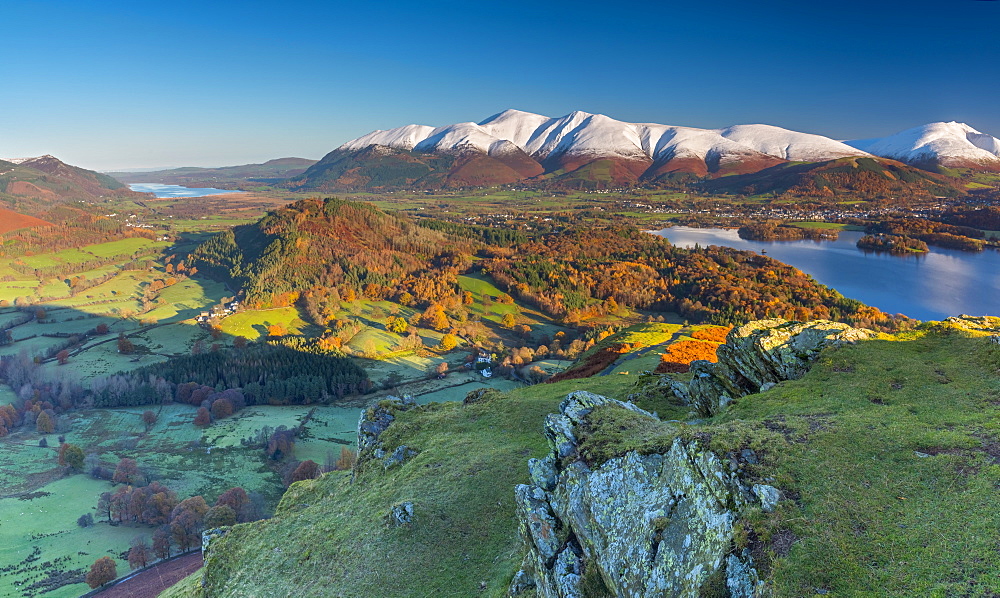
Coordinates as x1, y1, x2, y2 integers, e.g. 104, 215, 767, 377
650, 226, 1000, 321
129, 183, 245, 198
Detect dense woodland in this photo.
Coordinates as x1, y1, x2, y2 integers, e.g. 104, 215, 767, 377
92, 343, 371, 408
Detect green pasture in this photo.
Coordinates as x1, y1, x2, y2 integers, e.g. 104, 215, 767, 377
219, 307, 308, 340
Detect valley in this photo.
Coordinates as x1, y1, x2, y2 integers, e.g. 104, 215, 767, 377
1, 126, 999, 597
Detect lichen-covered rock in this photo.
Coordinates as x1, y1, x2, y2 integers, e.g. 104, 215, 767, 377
357, 395, 417, 466
387, 501, 414, 527
383, 444, 418, 469
528, 455, 557, 491
943, 315, 1000, 334
511, 392, 765, 598
752, 484, 781, 513
202, 527, 229, 557
515, 485, 563, 562
627, 372, 690, 410
727, 550, 768, 598
689, 319, 875, 415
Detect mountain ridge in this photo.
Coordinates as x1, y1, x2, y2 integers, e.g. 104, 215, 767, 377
296, 110, 998, 191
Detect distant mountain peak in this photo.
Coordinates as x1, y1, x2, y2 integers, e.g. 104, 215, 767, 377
847, 122, 1000, 170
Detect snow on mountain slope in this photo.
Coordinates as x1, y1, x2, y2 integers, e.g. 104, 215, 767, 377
339, 125, 437, 152
337, 110, 869, 170
847, 122, 1000, 167
718, 125, 866, 161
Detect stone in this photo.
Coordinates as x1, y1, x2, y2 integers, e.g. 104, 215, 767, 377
357, 395, 417, 466
511, 391, 762, 598
387, 501, 414, 527
515, 484, 562, 562
383, 445, 418, 469
689, 319, 875, 416
528, 455, 557, 491
752, 484, 781, 513
727, 550, 768, 598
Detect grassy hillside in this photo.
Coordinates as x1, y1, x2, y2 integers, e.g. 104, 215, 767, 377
701, 157, 963, 199
110, 158, 318, 186
165, 318, 1000, 597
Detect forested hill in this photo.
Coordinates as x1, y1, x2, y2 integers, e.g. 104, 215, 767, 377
190, 198, 471, 308
192, 197, 898, 330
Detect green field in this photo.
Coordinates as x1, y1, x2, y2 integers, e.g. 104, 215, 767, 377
219, 307, 308, 340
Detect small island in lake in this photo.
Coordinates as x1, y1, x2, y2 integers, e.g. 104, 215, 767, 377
857, 233, 929, 254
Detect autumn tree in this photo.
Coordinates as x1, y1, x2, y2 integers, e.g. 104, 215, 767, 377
56, 350, 70, 365
117, 333, 134, 355
194, 407, 211, 427
204, 505, 237, 528
85, 556, 117, 588
290, 460, 321, 483
112, 458, 142, 485
438, 334, 458, 351
435, 362, 449, 377
141, 410, 157, 431
170, 496, 209, 551
501, 312, 517, 329
334, 447, 357, 471
152, 525, 172, 559
215, 487, 251, 522
36, 411, 54, 434
127, 536, 149, 570
59, 443, 85, 472
267, 324, 287, 337
211, 398, 234, 420
385, 316, 408, 334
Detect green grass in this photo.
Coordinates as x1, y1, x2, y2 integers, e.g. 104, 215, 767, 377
218, 307, 308, 340
166, 322, 1000, 598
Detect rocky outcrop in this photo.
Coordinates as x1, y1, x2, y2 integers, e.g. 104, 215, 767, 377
687, 319, 875, 415
357, 395, 419, 469
510, 391, 769, 597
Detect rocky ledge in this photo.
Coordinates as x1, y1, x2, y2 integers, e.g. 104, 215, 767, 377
684, 319, 874, 416
510, 391, 771, 598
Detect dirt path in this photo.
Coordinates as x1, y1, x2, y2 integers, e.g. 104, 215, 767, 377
92, 552, 202, 598
598, 326, 690, 376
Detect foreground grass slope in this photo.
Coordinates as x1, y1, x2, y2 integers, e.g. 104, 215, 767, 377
165, 320, 1000, 597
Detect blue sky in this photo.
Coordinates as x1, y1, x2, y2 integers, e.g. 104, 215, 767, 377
1, 0, 997, 170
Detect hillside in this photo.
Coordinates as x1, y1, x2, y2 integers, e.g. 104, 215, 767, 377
189, 197, 467, 307
110, 157, 317, 187
163, 316, 1000, 597
0, 206, 52, 234
0, 154, 145, 211
700, 156, 963, 199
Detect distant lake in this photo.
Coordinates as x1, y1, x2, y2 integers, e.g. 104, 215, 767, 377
129, 183, 245, 198
650, 226, 1000, 321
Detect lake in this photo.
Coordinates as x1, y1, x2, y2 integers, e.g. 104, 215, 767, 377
650, 226, 1000, 321
129, 183, 245, 198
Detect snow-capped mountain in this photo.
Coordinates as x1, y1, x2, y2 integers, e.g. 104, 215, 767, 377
2, 155, 55, 165
336, 109, 870, 177
847, 122, 1000, 170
